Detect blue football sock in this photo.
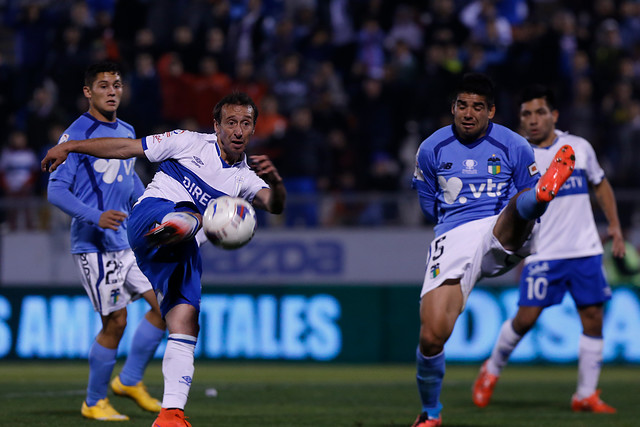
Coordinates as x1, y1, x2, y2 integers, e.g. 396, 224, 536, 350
119, 317, 164, 386
86, 341, 117, 406
515, 188, 548, 220
416, 347, 445, 418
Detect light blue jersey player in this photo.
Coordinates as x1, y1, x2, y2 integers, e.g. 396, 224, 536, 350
42, 92, 287, 427
47, 62, 165, 421
408, 73, 576, 427
474, 85, 624, 414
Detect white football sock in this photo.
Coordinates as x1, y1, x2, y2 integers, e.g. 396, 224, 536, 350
576, 334, 603, 399
162, 334, 197, 409
487, 320, 523, 376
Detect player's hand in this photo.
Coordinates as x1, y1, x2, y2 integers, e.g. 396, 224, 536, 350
99, 210, 127, 230
41, 144, 70, 173
250, 155, 283, 186
609, 225, 626, 258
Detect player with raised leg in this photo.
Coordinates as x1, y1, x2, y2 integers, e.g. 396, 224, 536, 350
410, 73, 574, 427
43, 92, 286, 427
47, 61, 165, 421
472, 84, 624, 414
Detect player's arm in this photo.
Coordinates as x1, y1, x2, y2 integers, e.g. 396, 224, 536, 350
47, 179, 127, 230
593, 177, 626, 258
250, 154, 286, 214
412, 149, 438, 222
42, 137, 145, 173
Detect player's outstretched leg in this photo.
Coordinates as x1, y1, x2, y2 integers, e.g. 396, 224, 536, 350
536, 144, 575, 202
571, 390, 617, 414
472, 360, 499, 408
145, 212, 200, 247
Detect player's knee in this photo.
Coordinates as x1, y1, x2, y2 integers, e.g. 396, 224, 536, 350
419, 328, 447, 356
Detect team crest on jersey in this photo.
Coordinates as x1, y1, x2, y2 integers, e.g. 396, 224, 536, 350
58, 133, 69, 144
528, 162, 539, 176
487, 155, 501, 175
430, 263, 440, 278
461, 159, 478, 174
110, 288, 121, 304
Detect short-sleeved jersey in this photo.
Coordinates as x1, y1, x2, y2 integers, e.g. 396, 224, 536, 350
413, 122, 540, 236
49, 113, 138, 254
140, 130, 268, 213
526, 130, 605, 263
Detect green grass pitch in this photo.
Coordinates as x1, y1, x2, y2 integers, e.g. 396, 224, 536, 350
1, 361, 638, 426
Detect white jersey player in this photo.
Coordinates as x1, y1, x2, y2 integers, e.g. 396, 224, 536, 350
473, 84, 625, 414
42, 92, 287, 427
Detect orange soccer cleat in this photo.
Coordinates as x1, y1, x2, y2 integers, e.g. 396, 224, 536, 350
411, 412, 442, 427
152, 408, 192, 427
571, 390, 617, 414
472, 360, 499, 408
535, 144, 575, 202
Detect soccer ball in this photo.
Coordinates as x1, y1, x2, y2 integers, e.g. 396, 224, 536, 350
202, 196, 257, 249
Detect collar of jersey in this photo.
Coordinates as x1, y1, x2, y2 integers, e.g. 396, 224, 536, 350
83, 112, 118, 129
214, 140, 245, 168
452, 121, 493, 148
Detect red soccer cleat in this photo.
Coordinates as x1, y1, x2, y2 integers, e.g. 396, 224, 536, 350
535, 144, 575, 202
145, 212, 200, 247
571, 390, 617, 414
472, 360, 499, 408
152, 408, 192, 427
411, 412, 442, 427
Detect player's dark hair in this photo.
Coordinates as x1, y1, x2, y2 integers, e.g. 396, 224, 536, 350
213, 92, 259, 125
520, 84, 557, 111
454, 72, 495, 107
84, 61, 122, 87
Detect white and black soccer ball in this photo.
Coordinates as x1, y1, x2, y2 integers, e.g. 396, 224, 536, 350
202, 196, 257, 249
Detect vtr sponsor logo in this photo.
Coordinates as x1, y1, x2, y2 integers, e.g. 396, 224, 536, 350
438, 176, 507, 204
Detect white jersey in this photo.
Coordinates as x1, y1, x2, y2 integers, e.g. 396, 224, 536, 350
139, 130, 268, 214
526, 130, 605, 264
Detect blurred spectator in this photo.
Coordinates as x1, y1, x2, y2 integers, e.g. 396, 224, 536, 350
192, 56, 232, 129
24, 80, 68, 153
271, 53, 309, 115
156, 52, 195, 127
384, 4, 423, 52
271, 106, 328, 227
252, 94, 287, 149
0, 130, 40, 231
126, 53, 162, 137
356, 17, 386, 79
232, 59, 268, 108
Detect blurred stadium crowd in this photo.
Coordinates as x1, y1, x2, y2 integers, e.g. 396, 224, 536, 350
1, 0, 640, 229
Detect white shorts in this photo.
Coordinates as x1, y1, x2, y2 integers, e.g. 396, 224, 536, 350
420, 214, 537, 309
73, 249, 153, 316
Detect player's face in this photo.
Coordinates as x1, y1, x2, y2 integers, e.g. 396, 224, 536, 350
452, 93, 495, 141
520, 97, 558, 147
214, 104, 255, 164
84, 72, 122, 122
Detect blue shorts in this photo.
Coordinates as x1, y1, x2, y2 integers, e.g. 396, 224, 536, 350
128, 197, 202, 317
518, 255, 612, 308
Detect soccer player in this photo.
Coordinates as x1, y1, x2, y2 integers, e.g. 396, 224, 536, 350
409, 73, 575, 427
42, 92, 286, 427
472, 84, 625, 413
47, 61, 166, 420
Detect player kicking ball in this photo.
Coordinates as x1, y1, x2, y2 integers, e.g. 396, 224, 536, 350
410, 73, 575, 427
472, 85, 623, 415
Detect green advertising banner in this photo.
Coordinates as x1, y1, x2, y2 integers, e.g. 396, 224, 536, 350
0, 285, 639, 363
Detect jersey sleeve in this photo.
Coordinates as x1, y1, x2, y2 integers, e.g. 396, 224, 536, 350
237, 171, 269, 202
141, 130, 192, 163
583, 140, 605, 185
511, 138, 540, 191
411, 145, 438, 223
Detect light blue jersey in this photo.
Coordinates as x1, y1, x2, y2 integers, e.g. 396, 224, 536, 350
413, 122, 540, 236
49, 113, 142, 253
